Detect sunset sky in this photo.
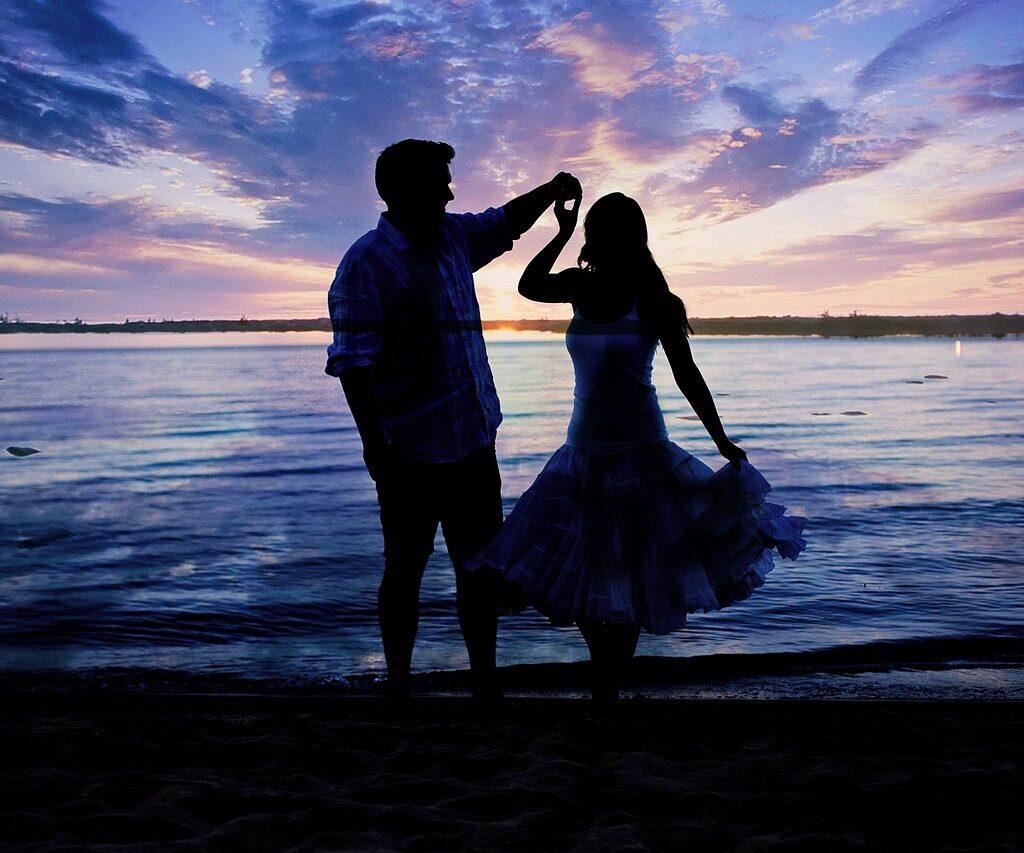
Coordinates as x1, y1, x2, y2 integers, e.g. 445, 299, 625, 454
1, 0, 1022, 322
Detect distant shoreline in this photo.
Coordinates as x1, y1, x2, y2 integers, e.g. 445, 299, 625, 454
1, 314, 1021, 337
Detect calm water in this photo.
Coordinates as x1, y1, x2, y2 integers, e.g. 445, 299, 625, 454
1, 333, 1022, 685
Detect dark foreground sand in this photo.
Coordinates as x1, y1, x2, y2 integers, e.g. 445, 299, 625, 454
2, 695, 1021, 851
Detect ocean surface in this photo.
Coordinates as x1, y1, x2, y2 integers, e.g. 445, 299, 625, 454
2, 332, 1022, 695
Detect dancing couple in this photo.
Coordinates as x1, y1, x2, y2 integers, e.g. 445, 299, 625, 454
326, 139, 806, 705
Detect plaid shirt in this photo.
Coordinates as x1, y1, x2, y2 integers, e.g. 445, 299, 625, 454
326, 208, 513, 463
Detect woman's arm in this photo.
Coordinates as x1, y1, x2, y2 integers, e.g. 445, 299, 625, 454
661, 329, 747, 464
518, 197, 583, 303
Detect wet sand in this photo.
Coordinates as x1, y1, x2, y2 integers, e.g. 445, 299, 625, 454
2, 694, 1021, 851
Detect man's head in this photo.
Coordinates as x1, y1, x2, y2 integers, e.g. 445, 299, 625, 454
375, 139, 455, 228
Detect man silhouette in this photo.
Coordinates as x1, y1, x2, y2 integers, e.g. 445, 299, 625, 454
326, 139, 581, 703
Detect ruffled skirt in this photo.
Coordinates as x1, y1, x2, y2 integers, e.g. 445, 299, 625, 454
466, 439, 807, 635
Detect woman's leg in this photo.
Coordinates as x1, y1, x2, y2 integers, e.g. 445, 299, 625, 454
578, 619, 640, 704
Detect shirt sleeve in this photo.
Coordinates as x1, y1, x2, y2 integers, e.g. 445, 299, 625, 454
448, 207, 515, 272
325, 259, 383, 377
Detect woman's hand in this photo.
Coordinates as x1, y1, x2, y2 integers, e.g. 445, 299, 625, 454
554, 195, 580, 236
550, 172, 582, 236
717, 439, 747, 465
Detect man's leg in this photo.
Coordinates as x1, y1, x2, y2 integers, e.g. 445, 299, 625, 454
440, 445, 504, 701
375, 462, 439, 701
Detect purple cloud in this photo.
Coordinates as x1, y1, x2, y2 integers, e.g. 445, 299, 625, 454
5, 0, 147, 65
0, 57, 158, 165
0, 194, 143, 248
942, 63, 1024, 113
658, 85, 925, 225
0, 193, 260, 254
671, 225, 1024, 304
989, 270, 1024, 289
936, 188, 1024, 222
854, 0, 1003, 92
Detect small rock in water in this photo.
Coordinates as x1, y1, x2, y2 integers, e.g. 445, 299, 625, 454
841, 411, 867, 416
924, 374, 948, 379
16, 529, 72, 549
6, 446, 40, 457
812, 412, 831, 416
904, 380, 924, 384
677, 415, 702, 421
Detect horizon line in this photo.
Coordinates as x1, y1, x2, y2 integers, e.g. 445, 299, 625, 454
2, 311, 1022, 325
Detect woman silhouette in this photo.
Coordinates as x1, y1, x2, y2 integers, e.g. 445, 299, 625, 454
468, 192, 806, 703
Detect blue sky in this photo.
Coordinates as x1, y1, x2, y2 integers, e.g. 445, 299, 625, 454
1, 0, 1022, 321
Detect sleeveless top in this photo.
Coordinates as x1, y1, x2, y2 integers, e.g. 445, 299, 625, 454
565, 304, 668, 450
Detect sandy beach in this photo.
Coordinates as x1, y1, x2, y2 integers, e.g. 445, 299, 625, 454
2, 693, 1021, 851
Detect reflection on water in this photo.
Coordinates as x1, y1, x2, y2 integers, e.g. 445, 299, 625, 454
1, 336, 1022, 680
0, 330, 335, 351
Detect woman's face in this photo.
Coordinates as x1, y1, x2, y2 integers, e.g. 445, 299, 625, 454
583, 225, 639, 267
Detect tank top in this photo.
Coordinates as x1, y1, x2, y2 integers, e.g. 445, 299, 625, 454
565, 304, 668, 450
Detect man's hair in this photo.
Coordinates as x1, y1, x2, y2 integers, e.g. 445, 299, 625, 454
375, 139, 455, 205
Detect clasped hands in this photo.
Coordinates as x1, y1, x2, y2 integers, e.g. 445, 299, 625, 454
549, 171, 582, 235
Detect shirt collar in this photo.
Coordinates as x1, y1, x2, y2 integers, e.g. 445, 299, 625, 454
376, 213, 410, 252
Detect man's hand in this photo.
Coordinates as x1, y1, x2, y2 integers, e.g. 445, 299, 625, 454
550, 172, 582, 203
363, 439, 392, 482
339, 369, 392, 482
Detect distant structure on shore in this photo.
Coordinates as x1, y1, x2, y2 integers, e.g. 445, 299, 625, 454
1, 314, 1022, 338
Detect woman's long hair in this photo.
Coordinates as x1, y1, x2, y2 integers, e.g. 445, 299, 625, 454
577, 193, 693, 337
